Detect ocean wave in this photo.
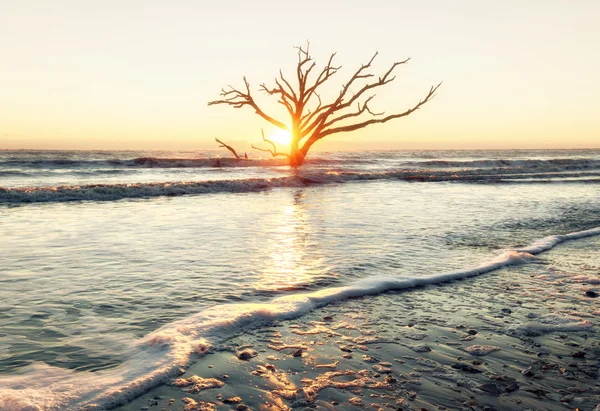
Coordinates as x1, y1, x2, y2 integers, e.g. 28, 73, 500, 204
405, 157, 600, 170
1, 226, 598, 411
4, 155, 600, 172
2, 169, 600, 204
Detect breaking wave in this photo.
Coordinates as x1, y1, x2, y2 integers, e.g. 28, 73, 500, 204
2, 155, 600, 171
2, 169, 600, 204
1, 226, 598, 411
405, 157, 600, 170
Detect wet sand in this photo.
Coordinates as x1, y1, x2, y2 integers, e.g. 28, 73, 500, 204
117, 236, 600, 411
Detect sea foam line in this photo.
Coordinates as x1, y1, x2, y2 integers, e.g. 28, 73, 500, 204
1, 227, 599, 411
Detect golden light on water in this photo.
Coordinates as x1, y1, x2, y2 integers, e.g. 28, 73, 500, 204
256, 191, 329, 292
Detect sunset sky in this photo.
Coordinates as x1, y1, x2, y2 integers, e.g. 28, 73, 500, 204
1, 0, 598, 151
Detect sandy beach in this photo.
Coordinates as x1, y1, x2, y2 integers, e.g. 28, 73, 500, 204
117, 235, 600, 411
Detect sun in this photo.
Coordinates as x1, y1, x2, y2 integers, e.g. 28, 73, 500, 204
270, 129, 292, 145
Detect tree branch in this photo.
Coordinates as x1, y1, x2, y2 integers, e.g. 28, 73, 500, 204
319, 82, 442, 138
215, 137, 241, 159
208, 76, 290, 131
301, 56, 411, 139
251, 129, 291, 158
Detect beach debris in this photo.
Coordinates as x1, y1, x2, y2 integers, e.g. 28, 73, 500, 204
291, 324, 339, 336
181, 397, 216, 411
463, 345, 500, 356
479, 383, 505, 396
411, 344, 432, 353
400, 330, 428, 341
315, 360, 339, 369
362, 355, 379, 363
223, 396, 243, 404
237, 348, 258, 360
349, 397, 364, 406
521, 367, 536, 377
505, 382, 520, 393
450, 362, 482, 373
396, 398, 410, 410
384, 375, 397, 384
172, 376, 225, 393
268, 343, 307, 352
372, 363, 392, 374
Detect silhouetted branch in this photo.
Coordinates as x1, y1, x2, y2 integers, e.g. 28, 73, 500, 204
251, 129, 290, 158
320, 82, 442, 138
215, 137, 241, 159
208, 77, 289, 131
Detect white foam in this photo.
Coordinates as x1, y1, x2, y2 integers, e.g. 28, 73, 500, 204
506, 314, 593, 337
1, 227, 599, 410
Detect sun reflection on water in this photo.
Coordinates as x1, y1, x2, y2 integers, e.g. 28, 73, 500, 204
255, 190, 331, 292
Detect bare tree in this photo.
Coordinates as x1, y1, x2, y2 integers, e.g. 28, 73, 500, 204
208, 44, 441, 167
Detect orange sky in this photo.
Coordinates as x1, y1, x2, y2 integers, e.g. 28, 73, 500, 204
0, 1, 599, 151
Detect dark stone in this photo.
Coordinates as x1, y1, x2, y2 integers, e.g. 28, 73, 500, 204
572, 351, 586, 358
292, 349, 303, 357
501, 308, 512, 314
506, 382, 520, 393
479, 383, 505, 396
451, 363, 482, 373
467, 329, 478, 335
323, 316, 334, 321
585, 290, 598, 298
521, 367, 535, 377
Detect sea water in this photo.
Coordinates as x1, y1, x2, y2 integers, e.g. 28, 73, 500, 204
1, 149, 599, 410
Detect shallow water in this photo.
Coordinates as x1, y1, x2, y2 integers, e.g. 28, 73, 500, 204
1, 149, 599, 410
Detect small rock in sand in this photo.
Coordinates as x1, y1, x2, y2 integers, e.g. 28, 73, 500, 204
412, 344, 432, 353
463, 345, 500, 356
236, 348, 257, 361
349, 397, 364, 406
585, 290, 598, 298
223, 397, 243, 404
292, 348, 303, 357
451, 362, 482, 373
479, 383, 505, 396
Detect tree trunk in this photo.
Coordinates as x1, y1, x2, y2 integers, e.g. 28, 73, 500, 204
289, 126, 305, 167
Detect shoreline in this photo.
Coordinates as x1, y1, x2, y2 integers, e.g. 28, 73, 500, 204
117, 236, 600, 411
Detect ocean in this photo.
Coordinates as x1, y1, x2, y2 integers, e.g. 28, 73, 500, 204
1, 148, 599, 410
